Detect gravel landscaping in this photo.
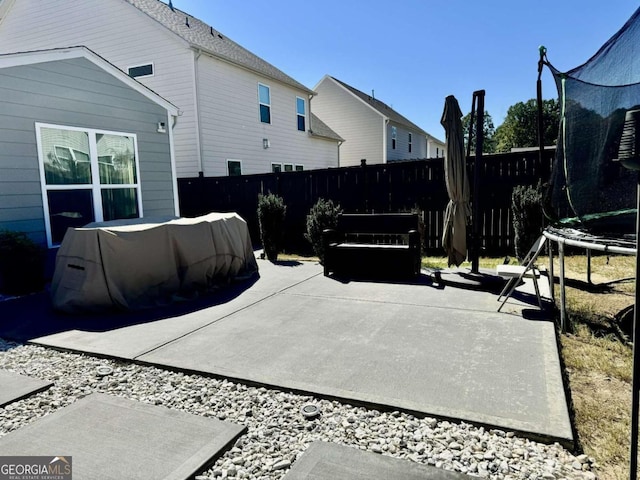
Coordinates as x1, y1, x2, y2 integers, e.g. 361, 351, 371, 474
0, 339, 598, 479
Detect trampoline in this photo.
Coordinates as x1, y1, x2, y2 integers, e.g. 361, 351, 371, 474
542, 226, 635, 331
538, 7, 640, 331
539, 9, 640, 476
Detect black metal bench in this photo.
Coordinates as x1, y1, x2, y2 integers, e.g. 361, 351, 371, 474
322, 213, 421, 279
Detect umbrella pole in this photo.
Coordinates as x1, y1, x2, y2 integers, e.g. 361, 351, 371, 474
471, 90, 485, 274
467, 99, 476, 159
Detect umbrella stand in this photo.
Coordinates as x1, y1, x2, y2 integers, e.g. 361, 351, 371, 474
439, 93, 503, 292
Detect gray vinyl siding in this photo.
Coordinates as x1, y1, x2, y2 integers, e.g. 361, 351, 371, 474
0, 57, 175, 247
0, 0, 198, 177
313, 77, 384, 167
197, 56, 338, 176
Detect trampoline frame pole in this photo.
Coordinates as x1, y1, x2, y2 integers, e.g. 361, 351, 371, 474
537, 46, 547, 166
631, 172, 640, 480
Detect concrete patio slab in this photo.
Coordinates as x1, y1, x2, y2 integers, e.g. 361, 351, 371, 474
30, 290, 268, 359
24, 259, 572, 447
0, 393, 245, 480
0, 260, 321, 358
0, 370, 53, 407
283, 442, 471, 479
137, 276, 571, 445
286, 271, 501, 312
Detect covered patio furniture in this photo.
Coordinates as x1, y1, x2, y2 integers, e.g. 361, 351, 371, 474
51, 212, 258, 313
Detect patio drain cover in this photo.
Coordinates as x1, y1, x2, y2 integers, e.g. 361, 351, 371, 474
300, 403, 321, 419
96, 365, 113, 377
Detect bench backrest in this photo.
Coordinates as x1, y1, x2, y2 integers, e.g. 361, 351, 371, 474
336, 213, 419, 234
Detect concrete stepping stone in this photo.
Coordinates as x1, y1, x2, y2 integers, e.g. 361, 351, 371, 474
283, 441, 471, 479
0, 393, 245, 480
0, 369, 53, 407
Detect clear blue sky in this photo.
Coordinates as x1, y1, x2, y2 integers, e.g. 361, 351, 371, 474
171, 1, 638, 141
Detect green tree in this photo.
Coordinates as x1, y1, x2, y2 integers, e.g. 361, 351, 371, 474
494, 99, 559, 153
462, 111, 496, 154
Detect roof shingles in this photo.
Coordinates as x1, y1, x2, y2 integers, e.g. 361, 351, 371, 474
331, 76, 427, 135
310, 113, 344, 142
126, 0, 314, 94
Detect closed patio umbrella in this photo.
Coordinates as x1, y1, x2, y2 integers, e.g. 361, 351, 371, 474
441, 95, 471, 267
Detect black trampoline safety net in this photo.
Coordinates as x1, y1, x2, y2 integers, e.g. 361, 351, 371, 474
544, 6, 640, 234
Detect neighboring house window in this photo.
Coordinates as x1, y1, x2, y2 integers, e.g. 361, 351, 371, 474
391, 126, 397, 149
259, 83, 271, 124
227, 160, 242, 176
272, 163, 282, 173
36, 123, 141, 247
296, 97, 306, 131
284, 164, 293, 172
408, 133, 412, 153
128, 63, 153, 78
295, 165, 304, 172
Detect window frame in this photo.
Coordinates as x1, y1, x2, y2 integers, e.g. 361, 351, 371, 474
296, 96, 306, 132
271, 163, 282, 173
227, 159, 242, 176
258, 83, 271, 124
408, 133, 412, 153
36, 123, 143, 248
127, 62, 154, 79
391, 126, 397, 150
295, 164, 304, 172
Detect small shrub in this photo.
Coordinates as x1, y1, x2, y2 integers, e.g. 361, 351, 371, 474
0, 230, 46, 295
512, 182, 543, 260
257, 193, 286, 262
305, 198, 342, 264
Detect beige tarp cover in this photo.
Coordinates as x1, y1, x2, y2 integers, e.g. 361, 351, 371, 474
51, 213, 258, 313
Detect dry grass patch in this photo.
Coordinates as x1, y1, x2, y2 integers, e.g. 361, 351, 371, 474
421, 256, 504, 271
557, 254, 635, 323
554, 254, 635, 480
561, 328, 632, 480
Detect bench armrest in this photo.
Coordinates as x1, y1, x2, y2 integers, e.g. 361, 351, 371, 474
322, 228, 342, 249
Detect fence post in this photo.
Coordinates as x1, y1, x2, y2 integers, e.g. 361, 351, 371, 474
361, 159, 368, 212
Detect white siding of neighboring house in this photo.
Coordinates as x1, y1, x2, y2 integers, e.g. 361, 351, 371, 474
0, 0, 199, 177
427, 138, 446, 158
197, 55, 338, 175
387, 122, 428, 161
313, 77, 384, 167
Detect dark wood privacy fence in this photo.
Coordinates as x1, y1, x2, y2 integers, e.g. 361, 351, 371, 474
178, 149, 554, 256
